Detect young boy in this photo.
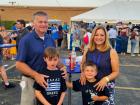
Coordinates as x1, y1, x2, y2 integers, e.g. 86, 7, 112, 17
33, 47, 67, 105
66, 62, 109, 105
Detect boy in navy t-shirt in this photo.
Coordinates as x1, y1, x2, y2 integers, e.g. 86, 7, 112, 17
66, 62, 109, 105
33, 47, 67, 105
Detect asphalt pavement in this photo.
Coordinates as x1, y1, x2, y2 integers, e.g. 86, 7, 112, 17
0, 52, 140, 105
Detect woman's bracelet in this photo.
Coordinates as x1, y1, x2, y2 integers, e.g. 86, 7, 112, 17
105, 76, 110, 82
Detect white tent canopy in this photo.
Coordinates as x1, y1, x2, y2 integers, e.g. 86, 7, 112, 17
0, 0, 112, 7
71, 0, 140, 23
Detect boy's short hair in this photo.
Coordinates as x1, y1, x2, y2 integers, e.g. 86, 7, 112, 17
44, 47, 59, 59
83, 61, 98, 72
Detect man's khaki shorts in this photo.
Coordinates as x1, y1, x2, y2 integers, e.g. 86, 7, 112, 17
20, 76, 36, 105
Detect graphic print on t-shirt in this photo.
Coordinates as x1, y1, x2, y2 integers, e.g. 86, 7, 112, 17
45, 78, 61, 96
85, 88, 98, 104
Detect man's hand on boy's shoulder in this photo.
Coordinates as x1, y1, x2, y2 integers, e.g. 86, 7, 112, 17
60, 65, 67, 79
56, 61, 67, 79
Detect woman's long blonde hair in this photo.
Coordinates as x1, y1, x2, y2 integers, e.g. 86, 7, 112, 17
88, 25, 111, 52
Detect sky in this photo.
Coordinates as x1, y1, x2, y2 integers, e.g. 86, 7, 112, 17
0, 0, 114, 7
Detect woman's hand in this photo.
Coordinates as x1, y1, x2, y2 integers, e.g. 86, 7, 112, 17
94, 77, 108, 91
80, 72, 86, 85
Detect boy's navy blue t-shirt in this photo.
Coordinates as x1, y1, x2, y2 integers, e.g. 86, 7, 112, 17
73, 79, 109, 105
33, 68, 67, 105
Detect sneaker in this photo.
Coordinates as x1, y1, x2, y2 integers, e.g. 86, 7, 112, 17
3, 83, 16, 89
131, 54, 135, 57
121, 53, 125, 55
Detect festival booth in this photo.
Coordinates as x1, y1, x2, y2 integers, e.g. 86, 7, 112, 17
71, 0, 140, 53
71, 0, 140, 24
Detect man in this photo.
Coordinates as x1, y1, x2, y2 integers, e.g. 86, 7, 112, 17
108, 25, 118, 49
15, 19, 29, 50
62, 22, 69, 49
16, 11, 65, 105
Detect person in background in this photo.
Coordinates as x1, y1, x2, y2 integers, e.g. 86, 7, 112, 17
81, 25, 119, 105
15, 19, 29, 51
108, 25, 118, 49
79, 27, 86, 53
10, 31, 17, 60
72, 32, 81, 51
66, 62, 109, 105
72, 24, 80, 41
62, 22, 69, 50
0, 25, 10, 39
0, 25, 11, 59
0, 32, 15, 89
57, 25, 63, 48
26, 25, 33, 32
130, 28, 138, 56
11, 23, 17, 31
34, 47, 66, 105
16, 11, 66, 105
120, 24, 129, 55
51, 24, 59, 47
83, 28, 92, 51
0, 64, 15, 89
10, 40, 16, 60
72, 24, 81, 51
63, 22, 69, 33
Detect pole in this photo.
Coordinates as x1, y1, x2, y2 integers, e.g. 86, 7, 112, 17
68, 52, 72, 105
68, 73, 72, 105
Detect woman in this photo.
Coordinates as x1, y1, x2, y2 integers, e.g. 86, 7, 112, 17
130, 29, 137, 56
120, 25, 129, 55
81, 25, 119, 105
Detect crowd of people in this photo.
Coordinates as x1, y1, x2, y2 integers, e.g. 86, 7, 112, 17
70, 21, 140, 56
0, 10, 140, 105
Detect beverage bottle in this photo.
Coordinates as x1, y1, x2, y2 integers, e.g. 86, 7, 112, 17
71, 50, 76, 70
